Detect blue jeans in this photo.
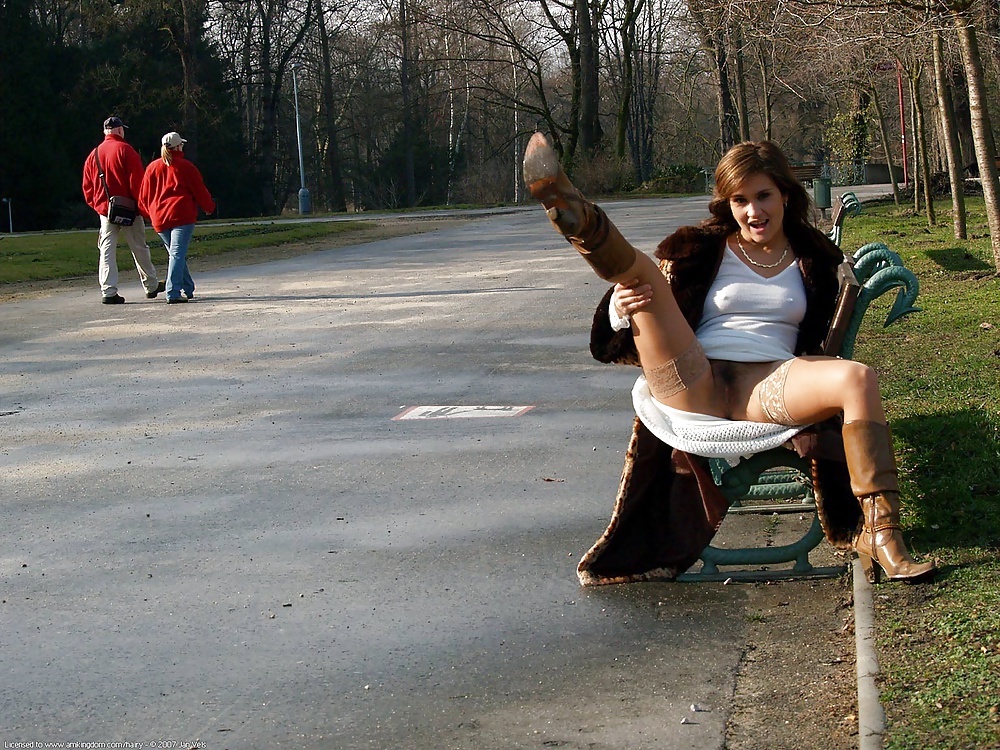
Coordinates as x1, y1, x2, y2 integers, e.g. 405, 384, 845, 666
157, 224, 196, 300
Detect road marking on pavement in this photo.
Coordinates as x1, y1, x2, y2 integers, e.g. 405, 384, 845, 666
394, 405, 534, 420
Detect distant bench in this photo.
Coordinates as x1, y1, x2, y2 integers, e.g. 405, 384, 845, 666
789, 163, 825, 183
963, 156, 1000, 177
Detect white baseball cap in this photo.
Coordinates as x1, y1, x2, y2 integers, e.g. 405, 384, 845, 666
162, 132, 187, 148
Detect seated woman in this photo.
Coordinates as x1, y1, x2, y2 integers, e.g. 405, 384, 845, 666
523, 132, 935, 584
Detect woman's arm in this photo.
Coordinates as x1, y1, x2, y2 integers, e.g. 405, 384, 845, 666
590, 285, 641, 365
184, 162, 216, 215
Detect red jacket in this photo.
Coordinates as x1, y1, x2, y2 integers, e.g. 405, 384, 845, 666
81, 134, 145, 216
138, 151, 215, 232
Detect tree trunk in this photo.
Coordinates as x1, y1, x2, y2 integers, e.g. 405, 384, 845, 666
734, 30, 750, 141
535, 0, 579, 160
316, 0, 347, 212
932, 30, 966, 239
952, 6, 1000, 270
511, 46, 521, 203
688, 2, 737, 154
756, 45, 772, 140
616, 0, 643, 162
907, 73, 920, 213
260, 68, 278, 214
177, 0, 205, 160
577, 0, 601, 158
715, 33, 738, 151
399, 0, 416, 207
632, 3, 659, 183
846, 89, 870, 186
912, 66, 936, 225
250, 1, 313, 215
870, 85, 901, 206
444, 35, 470, 206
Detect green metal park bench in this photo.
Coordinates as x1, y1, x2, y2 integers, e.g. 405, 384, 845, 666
680, 236, 920, 581
827, 191, 862, 248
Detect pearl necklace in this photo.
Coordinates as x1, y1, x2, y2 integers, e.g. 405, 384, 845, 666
735, 234, 790, 269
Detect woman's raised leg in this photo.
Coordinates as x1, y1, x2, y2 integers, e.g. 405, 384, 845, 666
523, 132, 717, 414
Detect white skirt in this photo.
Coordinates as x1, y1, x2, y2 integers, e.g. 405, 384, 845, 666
631, 374, 806, 465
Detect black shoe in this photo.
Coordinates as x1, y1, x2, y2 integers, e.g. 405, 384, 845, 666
183, 290, 194, 300
146, 281, 166, 299
166, 297, 188, 304
102, 294, 126, 305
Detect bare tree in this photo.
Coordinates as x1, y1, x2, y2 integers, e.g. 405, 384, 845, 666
732, 27, 750, 141
398, 0, 417, 206
868, 77, 902, 205
932, 28, 966, 238
576, 0, 603, 157
314, 0, 348, 212
611, 0, 646, 161
534, 0, 605, 162
905, 59, 936, 224
687, 0, 738, 152
948, 1, 1000, 269
182, 0, 1000, 231
442, 28, 472, 204
602, 0, 681, 181
213, 0, 315, 213
173, 0, 209, 156
816, 0, 1000, 268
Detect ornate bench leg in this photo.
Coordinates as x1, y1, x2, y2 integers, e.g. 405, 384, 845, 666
680, 450, 840, 581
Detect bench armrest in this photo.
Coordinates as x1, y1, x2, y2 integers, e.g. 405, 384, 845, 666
832, 244, 921, 361
821, 261, 861, 357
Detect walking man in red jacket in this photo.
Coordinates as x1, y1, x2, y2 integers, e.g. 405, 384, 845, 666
82, 116, 164, 304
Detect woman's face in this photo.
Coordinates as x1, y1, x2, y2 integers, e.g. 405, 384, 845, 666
728, 172, 786, 246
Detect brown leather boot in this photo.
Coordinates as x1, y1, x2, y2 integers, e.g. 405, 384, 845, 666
842, 420, 936, 583
523, 132, 637, 280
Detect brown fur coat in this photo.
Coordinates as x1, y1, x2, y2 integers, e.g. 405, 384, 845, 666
577, 224, 862, 585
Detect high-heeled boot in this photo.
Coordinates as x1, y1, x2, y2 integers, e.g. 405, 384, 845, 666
522, 132, 637, 280
842, 420, 936, 583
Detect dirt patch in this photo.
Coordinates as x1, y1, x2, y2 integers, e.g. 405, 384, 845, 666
0, 217, 468, 304
725, 552, 859, 749
698, 509, 861, 749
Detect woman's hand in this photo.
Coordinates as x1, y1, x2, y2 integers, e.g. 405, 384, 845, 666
612, 279, 653, 318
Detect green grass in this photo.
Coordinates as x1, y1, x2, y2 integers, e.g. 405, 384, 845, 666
0, 220, 378, 284
841, 196, 1000, 750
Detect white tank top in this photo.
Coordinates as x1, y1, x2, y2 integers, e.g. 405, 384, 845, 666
696, 244, 807, 362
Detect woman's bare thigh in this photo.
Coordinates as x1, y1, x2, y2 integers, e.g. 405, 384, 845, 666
779, 355, 884, 424
660, 355, 882, 425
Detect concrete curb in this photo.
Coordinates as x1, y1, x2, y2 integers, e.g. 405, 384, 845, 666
853, 558, 886, 750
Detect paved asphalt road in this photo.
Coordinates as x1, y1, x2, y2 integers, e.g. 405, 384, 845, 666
0, 195, 860, 748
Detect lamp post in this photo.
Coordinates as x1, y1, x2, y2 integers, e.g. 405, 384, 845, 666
1, 198, 11, 233
291, 63, 312, 214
